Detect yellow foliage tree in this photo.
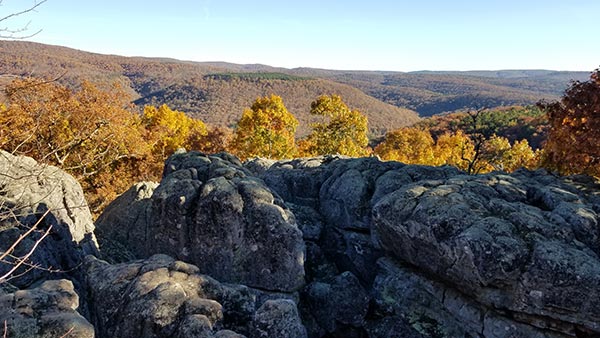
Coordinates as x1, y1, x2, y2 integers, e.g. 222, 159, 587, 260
503, 139, 539, 172
230, 94, 298, 160
460, 134, 539, 173
374, 127, 435, 164
433, 130, 475, 171
299, 94, 370, 157
480, 135, 512, 172
142, 104, 208, 159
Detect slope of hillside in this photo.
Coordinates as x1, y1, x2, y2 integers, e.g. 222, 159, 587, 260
293, 69, 589, 116
0, 41, 419, 136
0, 41, 588, 130
133, 75, 419, 135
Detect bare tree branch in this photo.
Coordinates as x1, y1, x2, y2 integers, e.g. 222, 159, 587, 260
0, 0, 47, 39
0, 209, 52, 284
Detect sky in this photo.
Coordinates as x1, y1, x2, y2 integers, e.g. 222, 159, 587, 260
2, 0, 599, 72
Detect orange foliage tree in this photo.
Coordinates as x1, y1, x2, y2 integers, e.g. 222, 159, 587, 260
199, 126, 233, 155
0, 79, 215, 214
539, 69, 600, 176
230, 94, 298, 160
0, 79, 151, 212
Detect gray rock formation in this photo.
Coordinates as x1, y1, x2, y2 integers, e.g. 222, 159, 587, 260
85, 254, 306, 338
256, 156, 600, 337
93, 153, 600, 337
373, 170, 600, 336
303, 271, 370, 335
94, 181, 158, 263
0, 150, 98, 287
0, 279, 94, 338
251, 299, 307, 338
96, 151, 305, 292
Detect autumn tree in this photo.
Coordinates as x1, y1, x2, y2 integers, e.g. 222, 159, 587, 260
196, 125, 233, 155
539, 69, 600, 176
0, 78, 151, 212
433, 130, 475, 171
299, 94, 370, 157
373, 125, 539, 174
502, 139, 539, 172
230, 94, 298, 160
374, 127, 435, 164
142, 104, 208, 159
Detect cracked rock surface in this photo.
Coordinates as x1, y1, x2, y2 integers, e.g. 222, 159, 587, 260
0, 150, 98, 288
8, 150, 599, 337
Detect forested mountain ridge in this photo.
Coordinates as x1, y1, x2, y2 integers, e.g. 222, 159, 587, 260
294, 69, 589, 116
0, 41, 418, 135
0, 40, 589, 134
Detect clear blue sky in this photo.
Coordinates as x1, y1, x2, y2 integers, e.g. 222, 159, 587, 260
3, 0, 599, 71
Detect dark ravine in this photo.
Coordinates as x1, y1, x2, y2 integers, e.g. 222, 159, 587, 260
1, 149, 600, 337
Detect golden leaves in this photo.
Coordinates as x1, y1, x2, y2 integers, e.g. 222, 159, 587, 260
374, 127, 539, 174
299, 95, 370, 157
230, 94, 299, 160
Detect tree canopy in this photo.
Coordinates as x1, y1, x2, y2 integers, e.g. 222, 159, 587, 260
1, 79, 150, 212
299, 94, 370, 157
230, 94, 298, 160
538, 69, 600, 176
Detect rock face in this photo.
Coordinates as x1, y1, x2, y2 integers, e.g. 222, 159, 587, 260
373, 170, 600, 336
89, 151, 600, 337
94, 181, 158, 263
0, 279, 94, 338
96, 151, 305, 292
85, 254, 306, 338
254, 156, 600, 337
0, 150, 98, 287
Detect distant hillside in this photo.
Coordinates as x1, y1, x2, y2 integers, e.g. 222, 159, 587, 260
292, 69, 589, 116
133, 75, 417, 136
0, 41, 418, 136
0, 41, 589, 132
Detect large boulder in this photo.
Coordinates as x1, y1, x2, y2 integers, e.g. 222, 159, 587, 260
0, 150, 98, 287
85, 254, 306, 338
251, 299, 307, 338
373, 169, 600, 335
0, 279, 94, 338
96, 151, 305, 292
94, 181, 158, 263
371, 257, 568, 338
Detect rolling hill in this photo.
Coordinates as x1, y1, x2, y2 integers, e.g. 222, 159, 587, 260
0, 41, 590, 135
291, 69, 589, 116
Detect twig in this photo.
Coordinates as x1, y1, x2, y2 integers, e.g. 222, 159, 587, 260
0, 209, 52, 284
58, 326, 75, 338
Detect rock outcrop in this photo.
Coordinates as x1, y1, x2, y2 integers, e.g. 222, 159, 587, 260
85, 254, 306, 338
373, 170, 600, 336
254, 156, 600, 337
96, 151, 305, 292
6, 149, 600, 337
0, 150, 98, 287
0, 279, 94, 338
